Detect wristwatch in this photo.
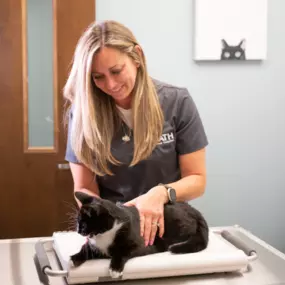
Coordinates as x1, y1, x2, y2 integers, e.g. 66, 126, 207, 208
158, 183, 177, 204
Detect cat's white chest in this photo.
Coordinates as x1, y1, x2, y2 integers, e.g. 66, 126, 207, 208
89, 220, 123, 256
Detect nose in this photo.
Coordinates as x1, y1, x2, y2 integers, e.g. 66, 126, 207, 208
105, 77, 117, 91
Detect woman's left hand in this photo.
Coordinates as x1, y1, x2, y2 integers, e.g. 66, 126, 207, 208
124, 185, 168, 246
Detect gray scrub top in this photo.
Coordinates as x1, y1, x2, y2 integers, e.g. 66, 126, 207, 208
65, 79, 208, 203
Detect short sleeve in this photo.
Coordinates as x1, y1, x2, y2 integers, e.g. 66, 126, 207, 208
175, 89, 208, 155
65, 107, 80, 163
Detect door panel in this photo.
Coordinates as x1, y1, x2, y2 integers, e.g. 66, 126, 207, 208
26, 0, 54, 148
0, 0, 95, 239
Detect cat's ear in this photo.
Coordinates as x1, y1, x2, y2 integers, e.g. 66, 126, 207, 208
75, 192, 94, 205
238, 39, 246, 49
221, 39, 228, 48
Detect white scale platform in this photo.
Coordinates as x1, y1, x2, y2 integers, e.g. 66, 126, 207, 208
51, 229, 257, 284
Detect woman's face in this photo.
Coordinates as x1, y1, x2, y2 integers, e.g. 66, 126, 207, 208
91, 46, 139, 109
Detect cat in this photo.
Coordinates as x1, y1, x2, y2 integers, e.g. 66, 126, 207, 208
220, 39, 246, 60
70, 191, 209, 279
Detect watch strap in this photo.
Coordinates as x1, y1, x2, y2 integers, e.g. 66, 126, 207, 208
158, 183, 173, 203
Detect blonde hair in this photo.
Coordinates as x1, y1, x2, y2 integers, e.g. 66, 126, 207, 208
64, 20, 164, 176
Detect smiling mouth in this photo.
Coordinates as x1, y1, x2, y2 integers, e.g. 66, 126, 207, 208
111, 85, 124, 93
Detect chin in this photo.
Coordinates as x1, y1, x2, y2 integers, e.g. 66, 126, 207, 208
114, 93, 131, 103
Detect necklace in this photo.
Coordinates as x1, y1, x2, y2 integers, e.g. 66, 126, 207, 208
121, 122, 132, 142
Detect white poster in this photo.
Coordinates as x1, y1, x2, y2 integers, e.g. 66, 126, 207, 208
194, 0, 268, 61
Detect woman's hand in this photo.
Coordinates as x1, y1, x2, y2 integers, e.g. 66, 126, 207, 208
124, 185, 168, 246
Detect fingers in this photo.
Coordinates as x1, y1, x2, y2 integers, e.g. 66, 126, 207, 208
143, 214, 161, 246
143, 215, 153, 246
127, 193, 165, 247
158, 215, 165, 238
123, 198, 136, 207
140, 214, 145, 237
149, 219, 159, 246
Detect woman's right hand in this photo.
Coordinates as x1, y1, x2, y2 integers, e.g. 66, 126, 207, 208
124, 185, 167, 246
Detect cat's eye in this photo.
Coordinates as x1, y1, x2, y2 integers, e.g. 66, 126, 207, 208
224, 52, 230, 58
235, 51, 241, 58
78, 223, 88, 235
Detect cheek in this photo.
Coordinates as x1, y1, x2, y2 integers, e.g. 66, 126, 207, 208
93, 79, 104, 90
124, 68, 138, 88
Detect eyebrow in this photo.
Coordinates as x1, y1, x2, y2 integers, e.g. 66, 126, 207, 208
93, 64, 125, 75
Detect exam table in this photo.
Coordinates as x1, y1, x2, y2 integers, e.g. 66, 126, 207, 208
1, 225, 285, 285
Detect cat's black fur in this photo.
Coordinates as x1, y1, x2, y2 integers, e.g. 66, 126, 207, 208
71, 192, 209, 275
220, 39, 246, 60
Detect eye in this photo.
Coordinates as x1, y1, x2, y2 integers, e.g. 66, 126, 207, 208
111, 69, 121, 75
93, 75, 103, 80
78, 222, 88, 235
235, 51, 241, 58
224, 51, 230, 58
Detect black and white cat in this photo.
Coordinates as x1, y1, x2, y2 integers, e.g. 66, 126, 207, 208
220, 39, 246, 60
71, 192, 209, 279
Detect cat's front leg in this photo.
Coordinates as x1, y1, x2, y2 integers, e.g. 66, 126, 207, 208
109, 255, 128, 279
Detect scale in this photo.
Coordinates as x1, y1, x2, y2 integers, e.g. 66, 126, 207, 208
35, 227, 257, 284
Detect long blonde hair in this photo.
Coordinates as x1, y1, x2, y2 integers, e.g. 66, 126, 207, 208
64, 20, 164, 176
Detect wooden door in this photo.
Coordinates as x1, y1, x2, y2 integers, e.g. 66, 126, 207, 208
0, 0, 95, 239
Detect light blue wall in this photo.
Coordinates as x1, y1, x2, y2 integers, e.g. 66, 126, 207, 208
96, 0, 285, 253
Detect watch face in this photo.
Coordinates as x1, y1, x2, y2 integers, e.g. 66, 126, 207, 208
168, 188, 176, 202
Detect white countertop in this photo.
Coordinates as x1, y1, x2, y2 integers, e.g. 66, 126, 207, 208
1, 225, 285, 285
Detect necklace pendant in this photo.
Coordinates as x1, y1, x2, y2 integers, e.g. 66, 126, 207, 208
122, 135, 130, 142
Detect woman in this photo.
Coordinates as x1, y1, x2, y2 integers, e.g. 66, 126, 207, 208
64, 20, 208, 247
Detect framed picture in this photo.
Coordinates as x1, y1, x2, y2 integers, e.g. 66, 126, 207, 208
193, 0, 268, 61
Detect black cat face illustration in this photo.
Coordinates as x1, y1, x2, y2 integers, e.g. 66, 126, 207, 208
220, 39, 246, 60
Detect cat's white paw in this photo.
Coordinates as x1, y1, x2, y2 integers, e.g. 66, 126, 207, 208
109, 269, 123, 279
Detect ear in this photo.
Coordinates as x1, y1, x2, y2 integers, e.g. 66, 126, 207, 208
134, 45, 143, 56
134, 45, 143, 67
221, 39, 228, 48
74, 192, 94, 205
238, 39, 246, 49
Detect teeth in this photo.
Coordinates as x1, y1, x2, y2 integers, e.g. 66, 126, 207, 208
113, 86, 123, 92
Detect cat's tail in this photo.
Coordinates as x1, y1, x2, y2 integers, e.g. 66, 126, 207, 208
169, 216, 209, 254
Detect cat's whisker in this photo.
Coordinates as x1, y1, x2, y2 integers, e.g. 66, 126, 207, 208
65, 219, 77, 225
66, 212, 78, 220
61, 225, 75, 231
65, 215, 78, 223
65, 220, 74, 225
66, 217, 77, 224
59, 218, 77, 231
66, 211, 77, 217
62, 200, 78, 210
65, 216, 77, 222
